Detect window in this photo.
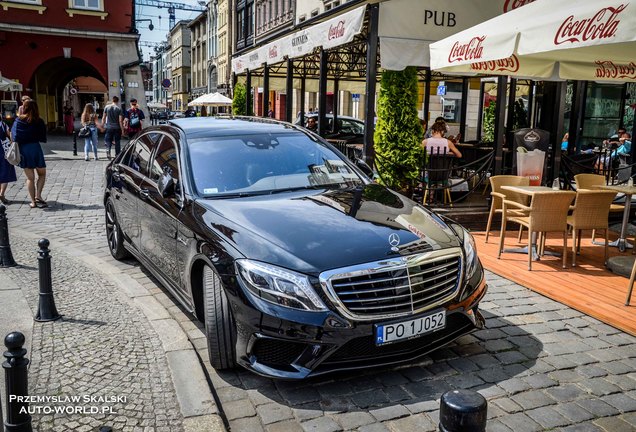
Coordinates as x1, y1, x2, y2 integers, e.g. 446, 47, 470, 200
151, 136, 180, 187
128, 134, 160, 177
71, 0, 101, 10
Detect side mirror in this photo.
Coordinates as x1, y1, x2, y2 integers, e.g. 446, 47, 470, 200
157, 172, 176, 198
355, 158, 374, 178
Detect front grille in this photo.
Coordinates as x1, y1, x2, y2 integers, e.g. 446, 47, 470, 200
321, 249, 462, 319
251, 338, 306, 368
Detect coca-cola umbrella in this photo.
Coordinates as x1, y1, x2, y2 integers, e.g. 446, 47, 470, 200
429, 0, 636, 82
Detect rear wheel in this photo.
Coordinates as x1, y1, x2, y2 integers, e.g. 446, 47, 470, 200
105, 198, 130, 260
203, 264, 238, 369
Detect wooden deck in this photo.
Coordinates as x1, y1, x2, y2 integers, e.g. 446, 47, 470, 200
473, 229, 636, 336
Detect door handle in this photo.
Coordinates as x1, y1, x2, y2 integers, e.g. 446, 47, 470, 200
112, 172, 121, 182
139, 189, 150, 199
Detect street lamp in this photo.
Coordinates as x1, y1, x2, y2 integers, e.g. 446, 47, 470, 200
135, 18, 155, 31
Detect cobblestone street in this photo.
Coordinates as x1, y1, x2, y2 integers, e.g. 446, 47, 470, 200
1, 135, 636, 431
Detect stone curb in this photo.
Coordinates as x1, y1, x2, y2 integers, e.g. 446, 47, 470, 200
10, 228, 226, 432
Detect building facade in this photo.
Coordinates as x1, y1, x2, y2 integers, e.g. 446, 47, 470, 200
170, 21, 192, 111
216, 0, 233, 96
189, 12, 208, 98
0, 0, 143, 127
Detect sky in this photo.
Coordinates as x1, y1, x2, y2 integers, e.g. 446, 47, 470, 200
135, 0, 206, 61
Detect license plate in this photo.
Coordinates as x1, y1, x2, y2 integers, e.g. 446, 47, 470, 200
375, 310, 446, 345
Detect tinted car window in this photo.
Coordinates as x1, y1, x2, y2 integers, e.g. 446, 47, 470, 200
188, 131, 363, 196
151, 136, 180, 184
129, 134, 157, 177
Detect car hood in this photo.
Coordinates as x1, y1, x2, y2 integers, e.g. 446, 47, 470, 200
196, 184, 461, 275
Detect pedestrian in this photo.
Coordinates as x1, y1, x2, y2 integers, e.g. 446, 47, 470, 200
305, 117, 318, 132
101, 96, 124, 159
123, 98, 145, 139
10, 99, 48, 209
17, 95, 30, 116
80, 103, 101, 161
421, 120, 462, 158
63, 102, 74, 135
0, 118, 17, 204
200, 106, 207, 117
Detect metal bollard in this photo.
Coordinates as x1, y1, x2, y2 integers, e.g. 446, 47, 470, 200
3, 332, 33, 432
0, 204, 17, 267
34, 239, 61, 322
439, 389, 487, 432
72, 130, 78, 156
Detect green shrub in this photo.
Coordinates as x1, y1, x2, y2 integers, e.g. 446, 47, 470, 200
481, 101, 496, 143
373, 67, 423, 193
232, 83, 247, 116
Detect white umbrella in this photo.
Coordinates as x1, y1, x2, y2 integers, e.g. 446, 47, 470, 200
430, 0, 636, 82
188, 92, 233, 107
147, 102, 167, 109
0, 75, 22, 92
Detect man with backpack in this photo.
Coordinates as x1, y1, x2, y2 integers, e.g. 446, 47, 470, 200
102, 96, 124, 159
124, 98, 145, 140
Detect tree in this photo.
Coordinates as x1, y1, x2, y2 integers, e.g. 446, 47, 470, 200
232, 82, 247, 115
373, 67, 423, 194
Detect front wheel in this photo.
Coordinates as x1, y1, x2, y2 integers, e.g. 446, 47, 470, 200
203, 265, 238, 369
105, 198, 130, 260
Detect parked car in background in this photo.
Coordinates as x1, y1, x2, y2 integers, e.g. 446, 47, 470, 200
103, 117, 486, 379
169, 111, 185, 119
295, 113, 365, 144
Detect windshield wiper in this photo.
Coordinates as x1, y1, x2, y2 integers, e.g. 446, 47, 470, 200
203, 191, 269, 199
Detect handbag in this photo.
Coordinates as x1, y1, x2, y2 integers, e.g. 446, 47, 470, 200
78, 125, 91, 138
4, 140, 21, 166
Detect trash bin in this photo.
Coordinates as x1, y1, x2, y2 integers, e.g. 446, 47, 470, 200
516, 149, 546, 186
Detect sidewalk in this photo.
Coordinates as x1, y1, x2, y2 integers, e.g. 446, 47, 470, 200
0, 132, 224, 431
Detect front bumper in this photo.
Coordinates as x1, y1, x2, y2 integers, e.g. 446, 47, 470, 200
231, 272, 488, 380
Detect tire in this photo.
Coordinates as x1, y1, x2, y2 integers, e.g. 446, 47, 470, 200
203, 264, 238, 369
105, 197, 130, 260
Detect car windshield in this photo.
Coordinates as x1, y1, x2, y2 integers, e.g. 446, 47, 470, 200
188, 131, 364, 197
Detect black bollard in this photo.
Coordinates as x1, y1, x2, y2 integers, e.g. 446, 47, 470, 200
0, 204, 17, 267
72, 130, 77, 156
439, 389, 487, 432
34, 239, 61, 322
3, 332, 33, 432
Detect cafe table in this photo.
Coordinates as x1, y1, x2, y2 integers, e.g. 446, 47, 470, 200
500, 185, 573, 260
591, 184, 636, 252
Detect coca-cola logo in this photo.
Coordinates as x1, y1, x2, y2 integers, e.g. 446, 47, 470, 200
503, 0, 536, 13
328, 20, 345, 40
471, 55, 520, 73
554, 4, 626, 45
268, 46, 278, 59
595, 60, 636, 80
448, 36, 486, 63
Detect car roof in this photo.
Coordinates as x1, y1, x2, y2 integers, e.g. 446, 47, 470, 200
169, 117, 305, 139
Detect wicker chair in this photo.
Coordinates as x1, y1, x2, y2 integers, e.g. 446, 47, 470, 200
498, 191, 576, 270
485, 175, 530, 243
574, 173, 625, 242
566, 190, 617, 266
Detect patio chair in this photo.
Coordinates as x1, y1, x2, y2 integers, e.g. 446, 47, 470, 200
566, 190, 617, 266
498, 191, 576, 270
574, 173, 624, 241
626, 260, 636, 306
423, 154, 455, 205
485, 175, 530, 243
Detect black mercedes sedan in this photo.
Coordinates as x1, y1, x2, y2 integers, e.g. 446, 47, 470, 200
103, 117, 487, 379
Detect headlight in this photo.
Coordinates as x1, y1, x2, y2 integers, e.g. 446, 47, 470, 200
462, 229, 478, 279
451, 223, 478, 279
236, 260, 328, 312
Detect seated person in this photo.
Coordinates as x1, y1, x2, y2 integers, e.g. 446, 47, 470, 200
561, 133, 569, 151
421, 120, 462, 158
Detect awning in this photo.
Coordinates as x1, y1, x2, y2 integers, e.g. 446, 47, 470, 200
232, 5, 366, 74
188, 92, 233, 107
429, 0, 636, 82
0, 75, 22, 92
378, 0, 530, 70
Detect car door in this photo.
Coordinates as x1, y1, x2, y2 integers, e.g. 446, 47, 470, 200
138, 133, 184, 292
110, 138, 148, 251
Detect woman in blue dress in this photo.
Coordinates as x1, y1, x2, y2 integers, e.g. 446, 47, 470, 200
11, 99, 48, 209
0, 118, 17, 204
